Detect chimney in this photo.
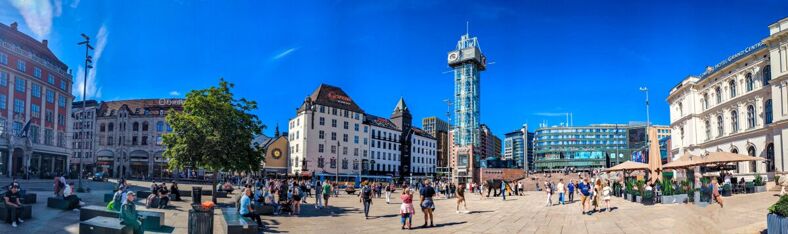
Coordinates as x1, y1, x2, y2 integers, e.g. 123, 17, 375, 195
42, 39, 48, 47
10, 22, 18, 30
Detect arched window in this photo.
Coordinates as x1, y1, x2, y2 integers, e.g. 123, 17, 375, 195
766, 99, 773, 124
678, 102, 683, 117
716, 115, 724, 137
731, 110, 739, 133
317, 156, 324, 168
108, 122, 114, 132
729, 80, 737, 98
702, 93, 709, 110
341, 158, 348, 169
732, 147, 740, 173
764, 65, 772, 85
100, 123, 106, 132
747, 105, 756, 129
745, 73, 754, 92
767, 143, 775, 172
132, 122, 139, 131
142, 121, 149, 131
748, 146, 757, 173
704, 120, 711, 141
715, 87, 722, 104
156, 121, 164, 132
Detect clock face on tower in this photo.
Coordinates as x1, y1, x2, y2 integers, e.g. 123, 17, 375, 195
272, 149, 282, 159
448, 51, 460, 62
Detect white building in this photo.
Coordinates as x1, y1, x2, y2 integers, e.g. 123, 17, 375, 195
365, 114, 400, 176
668, 17, 788, 178
410, 128, 437, 175
288, 84, 366, 177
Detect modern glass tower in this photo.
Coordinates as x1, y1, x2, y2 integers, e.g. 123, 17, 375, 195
447, 32, 486, 147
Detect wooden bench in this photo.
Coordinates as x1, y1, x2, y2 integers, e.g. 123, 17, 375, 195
0, 204, 32, 222
79, 216, 132, 234
80, 205, 165, 230
221, 207, 258, 234
47, 197, 78, 210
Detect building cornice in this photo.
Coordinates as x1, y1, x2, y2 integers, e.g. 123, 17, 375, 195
696, 127, 769, 148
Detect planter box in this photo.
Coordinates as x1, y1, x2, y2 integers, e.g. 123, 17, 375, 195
767, 213, 788, 234
635, 196, 642, 203
674, 194, 688, 203
661, 195, 676, 204
756, 186, 767, 193
625, 194, 630, 200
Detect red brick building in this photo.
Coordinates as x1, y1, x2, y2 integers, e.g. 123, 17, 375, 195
0, 22, 74, 178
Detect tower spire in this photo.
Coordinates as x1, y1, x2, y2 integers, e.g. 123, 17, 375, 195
466, 21, 469, 36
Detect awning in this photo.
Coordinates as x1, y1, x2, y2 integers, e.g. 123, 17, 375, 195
604, 161, 649, 172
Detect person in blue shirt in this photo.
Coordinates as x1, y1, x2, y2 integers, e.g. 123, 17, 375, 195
578, 178, 591, 215
500, 180, 506, 201
567, 180, 575, 203
238, 188, 263, 228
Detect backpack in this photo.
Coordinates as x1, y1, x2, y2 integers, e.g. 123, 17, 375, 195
361, 187, 372, 200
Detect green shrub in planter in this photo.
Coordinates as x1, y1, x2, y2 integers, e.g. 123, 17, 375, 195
661, 179, 674, 196
755, 175, 765, 186
767, 195, 788, 233
636, 180, 645, 197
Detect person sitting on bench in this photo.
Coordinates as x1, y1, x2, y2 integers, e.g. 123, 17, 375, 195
120, 192, 143, 234
4, 185, 24, 228
170, 182, 181, 201
63, 182, 84, 209
158, 184, 170, 209
239, 188, 263, 229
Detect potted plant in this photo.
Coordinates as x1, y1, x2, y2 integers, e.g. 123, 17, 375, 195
755, 175, 767, 193
635, 180, 645, 203
625, 180, 633, 201
722, 183, 732, 196
660, 179, 675, 204
674, 181, 688, 203
768, 195, 788, 233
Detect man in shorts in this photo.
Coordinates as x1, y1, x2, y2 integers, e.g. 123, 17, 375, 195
419, 179, 436, 227
578, 178, 591, 214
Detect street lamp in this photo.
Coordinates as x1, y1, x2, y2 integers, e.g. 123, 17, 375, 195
639, 87, 650, 146
76, 33, 94, 193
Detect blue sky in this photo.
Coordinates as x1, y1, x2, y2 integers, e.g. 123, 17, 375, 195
1, 0, 787, 137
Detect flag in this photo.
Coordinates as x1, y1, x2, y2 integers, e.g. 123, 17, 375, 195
19, 120, 31, 138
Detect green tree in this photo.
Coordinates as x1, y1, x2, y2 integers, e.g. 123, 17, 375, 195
163, 78, 265, 203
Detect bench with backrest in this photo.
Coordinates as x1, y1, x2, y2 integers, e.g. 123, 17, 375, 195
79, 205, 165, 230
0, 203, 32, 222
79, 216, 132, 234
221, 207, 258, 234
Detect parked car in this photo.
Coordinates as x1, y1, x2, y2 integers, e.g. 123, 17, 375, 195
92, 172, 108, 182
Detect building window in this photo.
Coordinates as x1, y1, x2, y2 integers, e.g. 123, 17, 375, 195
715, 87, 722, 104
142, 121, 149, 131
100, 123, 105, 132
702, 93, 709, 110
319, 117, 325, 126
353, 159, 359, 170
342, 159, 348, 169
330, 145, 336, 154
33, 67, 41, 78
763, 65, 772, 85
318, 144, 324, 153
704, 120, 711, 141
729, 80, 737, 98
16, 60, 25, 72
331, 132, 336, 140
318, 156, 324, 168
745, 73, 754, 92
133, 122, 139, 131
0, 95, 5, 110
766, 99, 773, 124
156, 121, 164, 131
45, 110, 53, 123
31, 83, 41, 98
47, 74, 54, 85
678, 102, 683, 117
142, 136, 148, 145
0, 53, 6, 65
331, 119, 337, 127
15, 77, 24, 93
0, 71, 7, 86
46, 90, 54, 103
716, 115, 723, 137
343, 134, 348, 142
58, 94, 66, 107
108, 122, 114, 131
746, 105, 755, 129
748, 146, 757, 173
31, 104, 40, 118
731, 110, 739, 133
318, 130, 324, 139
13, 98, 24, 114
60, 79, 67, 91
330, 158, 336, 168
343, 121, 349, 130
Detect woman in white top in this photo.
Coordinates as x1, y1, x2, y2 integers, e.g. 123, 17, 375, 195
602, 180, 612, 212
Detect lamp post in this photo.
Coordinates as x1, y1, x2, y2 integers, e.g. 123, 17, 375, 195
335, 141, 340, 183
76, 33, 94, 193
443, 99, 452, 183
639, 87, 651, 146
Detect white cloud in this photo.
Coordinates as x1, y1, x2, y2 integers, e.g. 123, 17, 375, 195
169, 91, 181, 96
533, 112, 568, 117
73, 24, 108, 100
10, 0, 55, 39
53, 0, 62, 16
272, 47, 298, 60
69, 0, 80, 8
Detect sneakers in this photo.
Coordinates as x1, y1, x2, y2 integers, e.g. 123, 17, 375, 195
17, 218, 23, 223
11, 222, 17, 228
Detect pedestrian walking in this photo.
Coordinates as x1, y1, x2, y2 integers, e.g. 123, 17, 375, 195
578, 178, 591, 215
315, 180, 323, 208
419, 179, 436, 228
386, 183, 395, 204
544, 181, 552, 207
400, 186, 415, 230
322, 180, 332, 208
501, 180, 507, 201
557, 179, 565, 205
456, 183, 468, 213
602, 180, 612, 212
360, 181, 373, 219
567, 179, 575, 203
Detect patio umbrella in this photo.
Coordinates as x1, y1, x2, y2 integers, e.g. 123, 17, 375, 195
604, 161, 649, 172
647, 127, 662, 183
702, 151, 765, 165
662, 153, 705, 169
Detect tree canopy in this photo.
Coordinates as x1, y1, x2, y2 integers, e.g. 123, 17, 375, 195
163, 78, 265, 174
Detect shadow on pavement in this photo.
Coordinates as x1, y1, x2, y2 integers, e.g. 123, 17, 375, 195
466, 210, 494, 214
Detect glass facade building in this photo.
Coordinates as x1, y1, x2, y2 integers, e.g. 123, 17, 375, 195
448, 33, 486, 147
533, 124, 662, 172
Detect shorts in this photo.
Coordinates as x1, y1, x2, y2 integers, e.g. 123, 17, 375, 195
323, 194, 330, 200
421, 199, 435, 211
580, 194, 588, 204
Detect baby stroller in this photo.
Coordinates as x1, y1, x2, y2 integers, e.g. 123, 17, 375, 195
278, 199, 293, 215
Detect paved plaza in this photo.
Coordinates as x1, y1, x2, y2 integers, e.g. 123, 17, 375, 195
0, 179, 780, 233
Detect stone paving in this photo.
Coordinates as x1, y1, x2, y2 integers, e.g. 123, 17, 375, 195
0, 179, 780, 233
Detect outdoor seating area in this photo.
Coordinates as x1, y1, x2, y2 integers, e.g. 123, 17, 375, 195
47, 196, 79, 210
0, 203, 32, 222
221, 207, 258, 234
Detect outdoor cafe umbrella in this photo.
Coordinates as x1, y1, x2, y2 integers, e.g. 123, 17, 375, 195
647, 127, 662, 184
702, 151, 766, 165
662, 153, 705, 169
604, 161, 649, 172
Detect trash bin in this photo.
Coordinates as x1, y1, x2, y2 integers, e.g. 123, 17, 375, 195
188, 204, 214, 234
192, 187, 202, 204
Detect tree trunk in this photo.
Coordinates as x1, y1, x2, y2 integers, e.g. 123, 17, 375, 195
212, 170, 218, 204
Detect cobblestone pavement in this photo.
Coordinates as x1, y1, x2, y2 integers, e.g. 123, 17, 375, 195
0, 179, 779, 234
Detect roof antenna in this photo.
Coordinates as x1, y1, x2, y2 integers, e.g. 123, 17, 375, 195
466, 21, 469, 36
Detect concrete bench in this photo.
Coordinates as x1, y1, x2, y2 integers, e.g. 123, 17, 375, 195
47, 197, 78, 210
177, 190, 191, 197
0, 204, 32, 222
79, 216, 132, 234
137, 191, 152, 199
221, 207, 258, 234
80, 205, 165, 230
0, 192, 35, 204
